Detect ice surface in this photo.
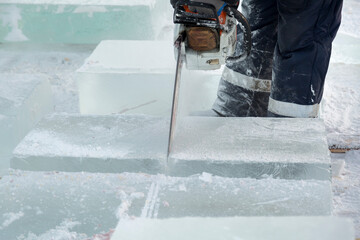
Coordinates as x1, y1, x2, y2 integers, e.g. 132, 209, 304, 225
333, 150, 360, 238
0, 73, 52, 173
151, 174, 332, 218
77, 40, 175, 115
0, 171, 153, 239
0, 43, 95, 113
111, 217, 354, 240
0, 3, 155, 44
339, 0, 360, 39
0, 171, 333, 239
331, 33, 360, 65
11, 114, 169, 173
169, 117, 331, 180
321, 63, 360, 149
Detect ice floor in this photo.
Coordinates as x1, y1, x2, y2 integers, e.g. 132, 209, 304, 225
0, 0, 360, 239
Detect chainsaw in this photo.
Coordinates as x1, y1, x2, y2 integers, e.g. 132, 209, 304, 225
167, 0, 252, 157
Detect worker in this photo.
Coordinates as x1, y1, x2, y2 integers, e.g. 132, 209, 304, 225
171, 0, 343, 118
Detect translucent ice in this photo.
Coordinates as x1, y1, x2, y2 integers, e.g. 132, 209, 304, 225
149, 175, 332, 218
77, 40, 176, 116
0, 171, 153, 239
169, 117, 331, 180
0, 1, 155, 44
0, 74, 52, 173
0, 171, 334, 239
112, 217, 354, 240
11, 114, 169, 173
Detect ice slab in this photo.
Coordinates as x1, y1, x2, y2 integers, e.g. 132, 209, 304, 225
11, 114, 168, 173
0, 2, 155, 44
169, 117, 331, 180
0, 171, 333, 239
0, 74, 52, 173
0, 171, 153, 239
112, 217, 354, 240
151, 174, 332, 217
77, 40, 176, 116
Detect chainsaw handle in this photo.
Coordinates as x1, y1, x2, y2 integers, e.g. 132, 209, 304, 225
224, 6, 252, 63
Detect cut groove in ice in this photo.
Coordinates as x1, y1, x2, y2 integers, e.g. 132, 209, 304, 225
11, 114, 169, 173
0, 74, 52, 173
111, 217, 354, 240
169, 117, 331, 180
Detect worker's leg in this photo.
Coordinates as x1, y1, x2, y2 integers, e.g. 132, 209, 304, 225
213, 0, 278, 117
268, 0, 343, 117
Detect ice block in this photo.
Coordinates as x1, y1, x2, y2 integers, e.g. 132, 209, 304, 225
0, 1, 156, 44
77, 40, 176, 116
147, 174, 332, 218
169, 117, 331, 180
0, 171, 334, 239
111, 217, 354, 240
0, 74, 52, 173
0, 171, 153, 239
11, 113, 168, 173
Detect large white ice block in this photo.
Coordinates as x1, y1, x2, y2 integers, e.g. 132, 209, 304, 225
169, 117, 331, 180
11, 114, 168, 173
77, 40, 176, 116
0, 1, 157, 43
0, 74, 52, 173
111, 217, 354, 240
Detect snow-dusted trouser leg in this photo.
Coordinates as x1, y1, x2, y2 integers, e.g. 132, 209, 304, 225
213, 0, 278, 117
269, 0, 343, 118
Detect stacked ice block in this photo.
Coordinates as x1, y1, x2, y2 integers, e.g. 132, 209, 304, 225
5, 32, 351, 238
0, 0, 157, 43
0, 74, 52, 173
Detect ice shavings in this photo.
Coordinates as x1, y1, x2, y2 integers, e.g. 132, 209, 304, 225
22, 220, 86, 240
1, 211, 24, 229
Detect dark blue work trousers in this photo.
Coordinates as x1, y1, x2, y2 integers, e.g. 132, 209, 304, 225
213, 0, 343, 117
